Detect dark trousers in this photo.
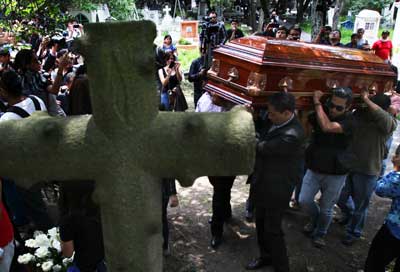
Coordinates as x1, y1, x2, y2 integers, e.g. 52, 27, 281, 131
256, 206, 289, 272
208, 176, 235, 237
162, 192, 169, 249
161, 178, 176, 250
365, 224, 400, 272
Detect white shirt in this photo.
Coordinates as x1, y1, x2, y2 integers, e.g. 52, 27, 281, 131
0, 95, 47, 121
195, 92, 224, 113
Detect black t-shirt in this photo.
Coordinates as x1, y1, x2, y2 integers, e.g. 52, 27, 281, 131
60, 212, 105, 272
306, 110, 353, 175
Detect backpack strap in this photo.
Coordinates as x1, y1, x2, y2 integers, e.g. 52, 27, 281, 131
5, 96, 42, 118
28, 95, 41, 111
6, 106, 30, 118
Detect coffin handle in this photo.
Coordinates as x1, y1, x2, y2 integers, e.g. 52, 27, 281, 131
278, 77, 293, 93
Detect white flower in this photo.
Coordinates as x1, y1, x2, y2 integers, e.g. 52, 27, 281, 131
17, 253, 34, 264
47, 227, 58, 238
52, 264, 62, 272
52, 264, 62, 271
33, 230, 44, 238
35, 234, 51, 247
25, 239, 37, 248
52, 240, 61, 253
35, 246, 50, 258
42, 261, 54, 272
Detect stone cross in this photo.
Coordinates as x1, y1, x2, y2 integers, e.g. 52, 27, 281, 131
163, 5, 171, 16
0, 22, 255, 271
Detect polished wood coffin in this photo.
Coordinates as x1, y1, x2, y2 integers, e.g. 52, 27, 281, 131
204, 36, 396, 109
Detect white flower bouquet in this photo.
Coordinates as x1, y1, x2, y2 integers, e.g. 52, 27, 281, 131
17, 227, 73, 272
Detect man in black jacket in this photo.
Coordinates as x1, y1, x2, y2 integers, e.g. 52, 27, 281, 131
299, 87, 353, 248
246, 92, 305, 272
188, 48, 206, 108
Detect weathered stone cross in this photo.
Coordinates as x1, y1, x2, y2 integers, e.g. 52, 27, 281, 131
0, 22, 255, 271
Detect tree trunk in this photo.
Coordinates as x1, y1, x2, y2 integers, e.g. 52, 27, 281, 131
277, 0, 288, 14
260, 0, 270, 21
249, 0, 258, 32
296, 0, 311, 23
332, 0, 345, 30
311, 0, 325, 40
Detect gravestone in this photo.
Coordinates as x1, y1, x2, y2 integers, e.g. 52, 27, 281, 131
159, 5, 181, 44
142, 7, 161, 27
392, 11, 400, 79
181, 20, 199, 41
0, 21, 255, 271
354, 9, 381, 44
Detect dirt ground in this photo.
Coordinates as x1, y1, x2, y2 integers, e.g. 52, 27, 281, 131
162, 84, 398, 272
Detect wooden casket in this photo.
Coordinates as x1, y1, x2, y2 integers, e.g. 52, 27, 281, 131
204, 36, 396, 109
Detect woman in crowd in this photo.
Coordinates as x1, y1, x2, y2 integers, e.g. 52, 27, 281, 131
162, 34, 178, 57
158, 52, 182, 111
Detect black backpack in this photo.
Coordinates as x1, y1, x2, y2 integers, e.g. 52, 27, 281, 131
6, 95, 42, 118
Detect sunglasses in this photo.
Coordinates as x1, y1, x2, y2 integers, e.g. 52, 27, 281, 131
327, 101, 345, 112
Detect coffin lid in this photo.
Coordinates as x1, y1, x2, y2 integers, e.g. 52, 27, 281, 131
216, 36, 393, 75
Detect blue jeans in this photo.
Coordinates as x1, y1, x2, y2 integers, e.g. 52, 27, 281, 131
337, 173, 378, 238
160, 92, 170, 111
299, 169, 347, 237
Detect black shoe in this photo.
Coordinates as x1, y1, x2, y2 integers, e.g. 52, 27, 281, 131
245, 258, 271, 270
210, 236, 222, 249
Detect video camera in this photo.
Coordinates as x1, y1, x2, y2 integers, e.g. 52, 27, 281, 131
200, 16, 222, 70
201, 16, 221, 42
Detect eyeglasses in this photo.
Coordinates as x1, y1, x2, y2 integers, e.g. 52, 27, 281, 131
327, 101, 345, 112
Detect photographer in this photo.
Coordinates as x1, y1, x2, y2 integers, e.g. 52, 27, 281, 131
313, 25, 332, 45
199, 11, 227, 51
158, 52, 182, 111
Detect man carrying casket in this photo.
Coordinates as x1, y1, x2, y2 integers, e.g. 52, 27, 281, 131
246, 92, 305, 272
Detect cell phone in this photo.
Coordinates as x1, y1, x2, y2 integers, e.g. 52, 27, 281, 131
169, 61, 175, 69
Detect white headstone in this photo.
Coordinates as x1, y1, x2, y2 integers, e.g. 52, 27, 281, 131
327, 7, 335, 27
392, 13, 400, 79
354, 9, 381, 44
163, 5, 172, 16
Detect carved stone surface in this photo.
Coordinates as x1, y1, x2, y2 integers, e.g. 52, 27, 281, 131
0, 21, 256, 271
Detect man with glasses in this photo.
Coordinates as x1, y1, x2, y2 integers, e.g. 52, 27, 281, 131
313, 90, 397, 246
199, 11, 227, 50
299, 87, 353, 248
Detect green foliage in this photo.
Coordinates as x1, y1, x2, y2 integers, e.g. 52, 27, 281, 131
0, 0, 69, 41
344, 0, 392, 14
178, 38, 192, 45
209, 0, 232, 10
178, 48, 199, 72
300, 21, 312, 34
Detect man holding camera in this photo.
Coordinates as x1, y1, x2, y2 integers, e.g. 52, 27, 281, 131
199, 11, 227, 51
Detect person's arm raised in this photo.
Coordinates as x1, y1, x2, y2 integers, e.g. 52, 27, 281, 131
313, 91, 344, 133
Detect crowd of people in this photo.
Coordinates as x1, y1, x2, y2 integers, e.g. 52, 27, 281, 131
0, 9, 399, 272
0, 19, 99, 272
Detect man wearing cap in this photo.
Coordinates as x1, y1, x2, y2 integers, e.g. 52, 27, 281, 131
372, 30, 393, 62
313, 90, 397, 246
